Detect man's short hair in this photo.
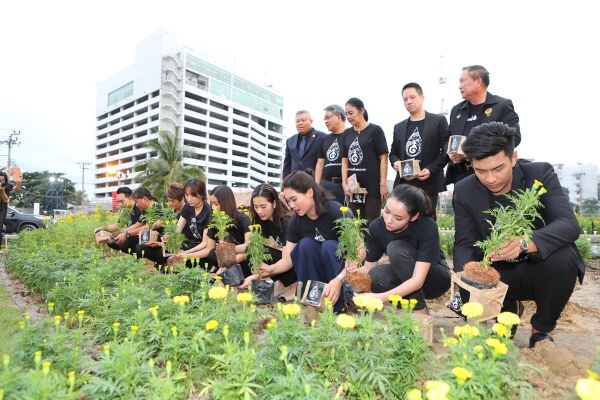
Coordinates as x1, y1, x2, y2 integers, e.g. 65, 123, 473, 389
461, 122, 516, 160
402, 82, 423, 95
295, 110, 311, 117
463, 65, 490, 87
323, 104, 346, 121
116, 186, 132, 197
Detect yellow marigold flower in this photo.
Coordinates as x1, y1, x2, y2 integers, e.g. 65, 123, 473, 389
388, 294, 402, 307
130, 325, 139, 334
497, 311, 520, 326
424, 380, 450, 400
354, 295, 384, 313
400, 298, 410, 308
340, 206, 349, 213
406, 388, 423, 400
77, 310, 85, 318
112, 322, 120, 331
148, 305, 159, 318
336, 314, 357, 330
452, 367, 472, 384
171, 325, 178, 337
282, 303, 301, 317
461, 302, 484, 319
492, 323, 509, 338
214, 275, 223, 281
64, 312, 70, 320
266, 318, 277, 330
486, 337, 508, 355
173, 295, 190, 305
54, 315, 61, 324
279, 345, 288, 360
102, 344, 110, 357
205, 319, 219, 331
208, 286, 228, 300
576, 376, 600, 400
236, 292, 253, 303
444, 337, 459, 347
42, 361, 51, 376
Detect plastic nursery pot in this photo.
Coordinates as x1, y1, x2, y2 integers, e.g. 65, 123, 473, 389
215, 242, 237, 268
219, 264, 245, 287
251, 278, 275, 304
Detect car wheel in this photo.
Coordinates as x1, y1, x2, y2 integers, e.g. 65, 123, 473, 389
18, 224, 38, 233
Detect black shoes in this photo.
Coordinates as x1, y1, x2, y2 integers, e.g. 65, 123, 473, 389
529, 332, 554, 348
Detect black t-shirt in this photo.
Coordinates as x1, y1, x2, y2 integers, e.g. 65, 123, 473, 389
464, 103, 486, 135
405, 119, 425, 159
341, 124, 388, 193
258, 218, 288, 247
207, 211, 251, 245
180, 203, 211, 242
319, 133, 344, 179
131, 206, 143, 225
286, 200, 345, 244
365, 216, 440, 264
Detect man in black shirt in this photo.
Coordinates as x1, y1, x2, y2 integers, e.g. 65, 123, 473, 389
107, 186, 144, 255
282, 110, 326, 179
315, 104, 346, 203
445, 65, 520, 185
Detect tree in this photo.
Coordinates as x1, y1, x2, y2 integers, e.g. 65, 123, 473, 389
10, 171, 77, 211
134, 130, 205, 202
581, 198, 600, 217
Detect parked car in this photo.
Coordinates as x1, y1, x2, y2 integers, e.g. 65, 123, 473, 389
3, 207, 44, 234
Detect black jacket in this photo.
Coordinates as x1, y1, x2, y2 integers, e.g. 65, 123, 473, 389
453, 161, 585, 283
389, 111, 449, 194
445, 93, 520, 185
282, 128, 326, 179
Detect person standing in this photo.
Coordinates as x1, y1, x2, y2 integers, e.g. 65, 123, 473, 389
282, 110, 326, 180
341, 98, 389, 223
389, 83, 449, 216
314, 104, 346, 204
0, 169, 22, 249
453, 122, 584, 348
446, 65, 520, 185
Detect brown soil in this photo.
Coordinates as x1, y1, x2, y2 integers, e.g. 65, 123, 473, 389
215, 241, 236, 268
462, 261, 501, 286
344, 271, 372, 293
430, 259, 600, 400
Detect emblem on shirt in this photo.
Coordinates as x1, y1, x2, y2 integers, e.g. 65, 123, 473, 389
314, 228, 325, 243
466, 115, 477, 122
348, 137, 363, 165
406, 127, 422, 158
326, 139, 340, 161
484, 107, 493, 117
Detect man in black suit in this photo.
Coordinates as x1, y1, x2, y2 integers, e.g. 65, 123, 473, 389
389, 82, 449, 216
453, 122, 584, 348
446, 65, 520, 185
282, 110, 326, 180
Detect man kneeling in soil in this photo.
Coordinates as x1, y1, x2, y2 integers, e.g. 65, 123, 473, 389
453, 122, 585, 348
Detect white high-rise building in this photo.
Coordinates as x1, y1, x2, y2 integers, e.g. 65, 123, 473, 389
94, 31, 284, 200
553, 162, 599, 208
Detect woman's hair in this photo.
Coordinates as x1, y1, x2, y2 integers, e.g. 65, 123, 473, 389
0, 171, 8, 183
282, 170, 329, 216
345, 97, 369, 122
131, 187, 154, 201
166, 182, 184, 201
389, 184, 433, 218
209, 185, 239, 222
250, 183, 290, 230
183, 178, 207, 201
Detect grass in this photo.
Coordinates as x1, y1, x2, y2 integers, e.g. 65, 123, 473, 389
0, 277, 21, 355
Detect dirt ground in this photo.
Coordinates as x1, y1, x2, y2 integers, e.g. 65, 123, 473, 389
1, 255, 599, 399
429, 260, 600, 400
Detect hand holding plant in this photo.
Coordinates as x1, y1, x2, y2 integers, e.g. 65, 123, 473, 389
245, 224, 272, 276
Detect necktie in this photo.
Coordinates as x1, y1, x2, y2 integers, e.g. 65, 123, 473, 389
299, 135, 307, 156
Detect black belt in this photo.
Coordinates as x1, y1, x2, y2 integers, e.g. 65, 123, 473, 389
323, 177, 342, 183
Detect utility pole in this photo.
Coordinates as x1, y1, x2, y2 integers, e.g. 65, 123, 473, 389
0, 129, 21, 169
77, 162, 91, 211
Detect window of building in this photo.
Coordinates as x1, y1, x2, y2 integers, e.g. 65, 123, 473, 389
108, 82, 134, 106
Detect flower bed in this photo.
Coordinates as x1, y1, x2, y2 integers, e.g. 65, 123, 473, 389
1, 213, 535, 399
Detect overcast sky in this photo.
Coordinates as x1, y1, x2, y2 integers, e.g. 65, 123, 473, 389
1, 0, 598, 196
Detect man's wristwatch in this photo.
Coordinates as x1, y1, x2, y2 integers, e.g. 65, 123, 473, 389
335, 272, 345, 282
519, 239, 529, 254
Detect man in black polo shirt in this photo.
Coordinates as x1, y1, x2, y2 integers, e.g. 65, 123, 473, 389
446, 65, 520, 185
282, 110, 326, 180
315, 104, 346, 203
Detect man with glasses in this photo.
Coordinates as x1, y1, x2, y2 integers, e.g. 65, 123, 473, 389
315, 104, 346, 203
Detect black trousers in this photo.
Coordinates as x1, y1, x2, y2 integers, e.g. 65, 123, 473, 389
368, 240, 451, 310
107, 236, 140, 257
349, 195, 382, 224
495, 245, 579, 333
0, 204, 6, 246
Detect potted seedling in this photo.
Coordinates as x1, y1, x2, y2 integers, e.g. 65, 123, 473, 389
449, 180, 546, 320
246, 224, 274, 304
335, 206, 371, 292
139, 203, 162, 245
209, 210, 244, 286
94, 206, 118, 244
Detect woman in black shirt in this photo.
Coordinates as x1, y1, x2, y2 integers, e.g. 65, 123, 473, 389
352, 184, 450, 312
263, 171, 349, 311
178, 178, 211, 252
